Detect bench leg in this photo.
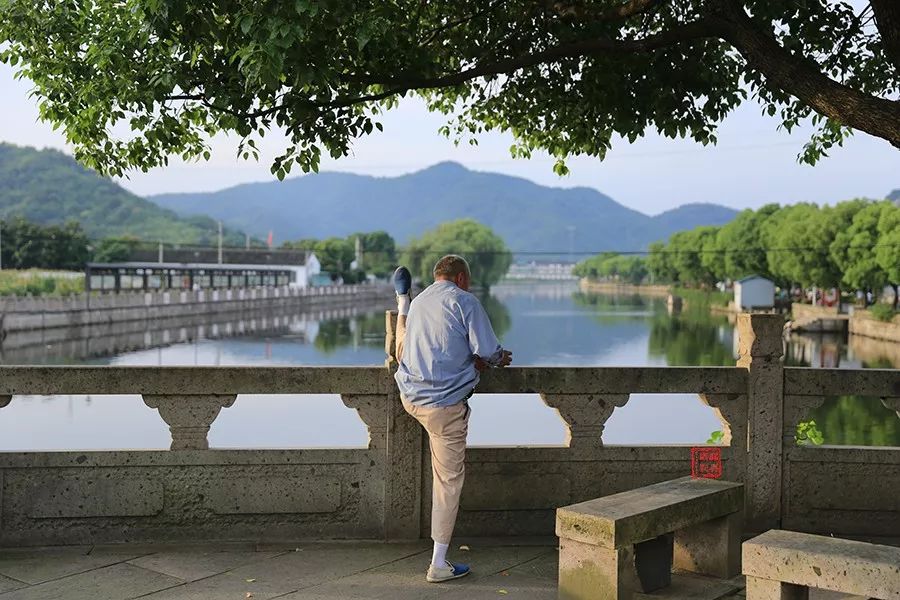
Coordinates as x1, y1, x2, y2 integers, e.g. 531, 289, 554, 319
673, 511, 742, 577
746, 576, 809, 600
559, 539, 640, 600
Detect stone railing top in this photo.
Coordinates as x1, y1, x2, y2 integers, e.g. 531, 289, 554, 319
784, 367, 900, 398
0, 365, 747, 396
477, 366, 747, 395
0, 366, 390, 396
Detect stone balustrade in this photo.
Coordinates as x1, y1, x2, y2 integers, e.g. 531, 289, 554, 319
0, 314, 898, 547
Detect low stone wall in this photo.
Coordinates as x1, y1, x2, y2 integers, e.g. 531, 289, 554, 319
849, 310, 900, 343
0, 284, 386, 335
0, 315, 897, 546
578, 280, 671, 297
790, 303, 848, 333
0, 301, 385, 364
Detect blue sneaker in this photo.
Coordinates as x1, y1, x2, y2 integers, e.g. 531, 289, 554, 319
393, 266, 412, 296
426, 560, 470, 583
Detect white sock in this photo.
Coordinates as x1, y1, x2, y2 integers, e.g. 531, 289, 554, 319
431, 541, 449, 567
397, 294, 411, 316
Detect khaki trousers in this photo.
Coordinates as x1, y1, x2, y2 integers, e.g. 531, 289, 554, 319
397, 314, 470, 545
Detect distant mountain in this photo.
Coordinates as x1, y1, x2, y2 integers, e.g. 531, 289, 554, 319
888, 189, 900, 206
150, 162, 739, 254
0, 143, 248, 244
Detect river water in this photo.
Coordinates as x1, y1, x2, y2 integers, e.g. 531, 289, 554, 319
1, 282, 897, 450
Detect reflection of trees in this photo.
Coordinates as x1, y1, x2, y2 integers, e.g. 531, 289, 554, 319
478, 293, 511, 339
571, 291, 662, 326
312, 297, 510, 354
647, 313, 735, 366
313, 319, 353, 354
313, 312, 386, 354
572, 291, 653, 311
809, 396, 900, 447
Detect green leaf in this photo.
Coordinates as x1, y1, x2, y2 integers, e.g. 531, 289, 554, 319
706, 430, 724, 445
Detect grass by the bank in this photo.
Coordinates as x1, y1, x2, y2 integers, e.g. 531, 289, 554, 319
672, 286, 731, 308
0, 270, 84, 297
869, 303, 899, 322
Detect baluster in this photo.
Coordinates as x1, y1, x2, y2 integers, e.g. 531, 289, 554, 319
540, 393, 629, 448
699, 393, 748, 448
341, 394, 388, 450
142, 394, 236, 450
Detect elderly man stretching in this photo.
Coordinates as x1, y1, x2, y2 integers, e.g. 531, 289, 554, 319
392, 255, 512, 583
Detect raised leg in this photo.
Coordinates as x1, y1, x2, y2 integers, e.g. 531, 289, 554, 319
674, 511, 742, 577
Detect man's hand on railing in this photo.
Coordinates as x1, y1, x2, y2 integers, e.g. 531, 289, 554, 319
497, 349, 512, 367
474, 350, 512, 372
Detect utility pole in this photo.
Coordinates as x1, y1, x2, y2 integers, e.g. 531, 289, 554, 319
158, 241, 164, 264
218, 221, 223, 264
245, 233, 250, 250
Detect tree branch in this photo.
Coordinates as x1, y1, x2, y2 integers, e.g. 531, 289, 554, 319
191, 19, 713, 121
374, 18, 714, 89
711, 2, 900, 149
549, 0, 665, 22
418, 0, 507, 47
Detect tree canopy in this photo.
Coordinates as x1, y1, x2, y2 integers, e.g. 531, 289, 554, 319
282, 230, 397, 281
402, 219, 512, 290
1, 1, 897, 178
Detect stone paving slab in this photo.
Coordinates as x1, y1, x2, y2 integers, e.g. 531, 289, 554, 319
128, 549, 284, 582
286, 542, 555, 599
0, 575, 25, 595
0, 545, 150, 585
138, 542, 429, 600
634, 572, 742, 599
0, 563, 183, 600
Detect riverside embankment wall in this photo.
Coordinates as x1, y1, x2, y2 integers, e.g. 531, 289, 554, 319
0, 284, 387, 335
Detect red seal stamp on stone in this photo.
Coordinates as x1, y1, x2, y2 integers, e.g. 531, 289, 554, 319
691, 447, 722, 479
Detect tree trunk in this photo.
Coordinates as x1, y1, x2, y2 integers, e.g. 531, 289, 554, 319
870, 0, 900, 72
893, 284, 899, 310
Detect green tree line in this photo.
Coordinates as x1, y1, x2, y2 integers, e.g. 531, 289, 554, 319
576, 200, 900, 308
572, 253, 648, 285
0, 217, 90, 270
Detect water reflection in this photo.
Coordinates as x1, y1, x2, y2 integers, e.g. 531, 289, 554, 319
808, 396, 900, 447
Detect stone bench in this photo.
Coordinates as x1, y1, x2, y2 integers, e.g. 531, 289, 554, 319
743, 530, 900, 600
556, 476, 744, 600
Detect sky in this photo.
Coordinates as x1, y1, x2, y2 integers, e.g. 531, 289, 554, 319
2, 62, 898, 216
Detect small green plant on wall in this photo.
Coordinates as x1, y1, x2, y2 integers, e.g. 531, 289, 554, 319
707, 421, 824, 446
706, 430, 725, 445
795, 420, 824, 445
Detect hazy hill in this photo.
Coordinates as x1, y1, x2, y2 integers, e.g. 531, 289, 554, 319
888, 189, 900, 206
0, 143, 247, 244
151, 162, 738, 253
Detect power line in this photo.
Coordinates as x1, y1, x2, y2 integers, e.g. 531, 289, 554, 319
105, 240, 900, 257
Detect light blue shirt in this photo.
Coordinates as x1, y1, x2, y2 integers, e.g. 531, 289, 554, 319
395, 280, 504, 407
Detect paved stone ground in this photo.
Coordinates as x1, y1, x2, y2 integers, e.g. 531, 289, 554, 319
0, 540, 870, 600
